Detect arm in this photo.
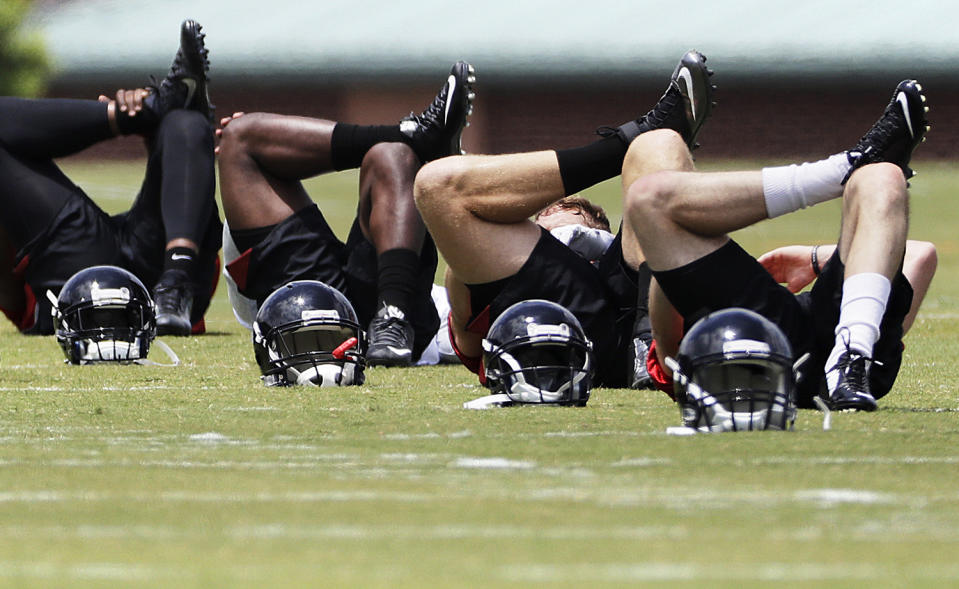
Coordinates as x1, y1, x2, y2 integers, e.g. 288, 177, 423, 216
757, 244, 837, 293
901, 240, 937, 334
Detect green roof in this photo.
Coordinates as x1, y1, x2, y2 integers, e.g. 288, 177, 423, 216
30, 0, 959, 84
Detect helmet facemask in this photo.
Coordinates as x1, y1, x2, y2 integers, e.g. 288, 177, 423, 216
254, 316, 365, 387
53, 274, 156, 365
675, 357, 796, 432
484, 331, 592, 406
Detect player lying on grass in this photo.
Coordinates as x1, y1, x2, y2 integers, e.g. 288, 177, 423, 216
0, 20, 221, 337
625, 79, 938, 412
216, 62, 475, 369
414, 50, 716, 392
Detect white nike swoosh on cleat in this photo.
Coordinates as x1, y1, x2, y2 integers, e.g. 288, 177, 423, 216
181, 78, 198, 107
386, 347, 412, 357
897, 92, 915, 138
443, 74, 457, 124
678, 67, 696, 121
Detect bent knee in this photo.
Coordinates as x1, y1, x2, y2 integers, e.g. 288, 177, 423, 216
217, 112, 271, 155
362, 142, 419, 172
413, 155, 472, 212
624, 170, 680, 220
846, 162, 909, 208
156, 109, 212, 145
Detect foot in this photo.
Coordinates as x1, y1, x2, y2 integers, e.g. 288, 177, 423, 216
144, 19, 214, 122
823, 350, 879, 412
599, 50, 715, 149
845, 79, 929, 182
367, 303, 415, 367
153, 269, 194, 336
399, 61, 476, 162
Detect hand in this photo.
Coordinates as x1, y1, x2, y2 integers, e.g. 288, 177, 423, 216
99, 88, 150, 116
757, 245, 818, 293
214, 112, 245, 154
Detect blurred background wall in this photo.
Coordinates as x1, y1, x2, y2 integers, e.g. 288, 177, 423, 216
26, 0, 959, 161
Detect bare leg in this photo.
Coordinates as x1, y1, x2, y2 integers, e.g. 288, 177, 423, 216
358, 143, 424, 253
623, 130, 766, 272
414, 151, 564, 284
218, 113, 336, 230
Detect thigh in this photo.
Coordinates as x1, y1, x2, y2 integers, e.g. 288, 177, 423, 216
12, 194, 120, 333
0, 143, 83, 249
225, 205, 347, 307
653, 239, 814, 355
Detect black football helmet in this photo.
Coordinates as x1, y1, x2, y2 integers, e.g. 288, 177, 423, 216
53, 265, 157, 364
670, 308, 797, 432
252, 281, 366, 387
481, 300, 593, 406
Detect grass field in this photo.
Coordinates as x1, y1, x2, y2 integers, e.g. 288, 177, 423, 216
0, 158, 957, 587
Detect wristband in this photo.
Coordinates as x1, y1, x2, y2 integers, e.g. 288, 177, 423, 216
811, 245, 821, 276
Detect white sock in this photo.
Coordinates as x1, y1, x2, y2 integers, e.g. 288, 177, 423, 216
824, 272, 891, 387
762, 153, 852, 218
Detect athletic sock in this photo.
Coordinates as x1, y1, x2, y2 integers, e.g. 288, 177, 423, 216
162, 246, 200, 277
824, 272, 891, 385
761, 153, 852, 218
376, 248, 421, 315
330, 123, 408, 171
555, 135, 628, 195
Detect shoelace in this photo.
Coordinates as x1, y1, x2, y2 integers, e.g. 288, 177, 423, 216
154, 284, 190, 314
371, 317, 411, 349
839, 353, 869, 391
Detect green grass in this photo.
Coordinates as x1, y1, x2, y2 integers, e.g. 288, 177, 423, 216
0, 159, 957, 587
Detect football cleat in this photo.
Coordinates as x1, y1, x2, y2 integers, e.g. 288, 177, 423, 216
630, 336, 655, 390
153, 269, 194, 336
399, 61, 475, 162
823, 350, 878, 412
144, 19, 214, 122
367, 303, 415, 367
845, 79, 929, 182
599, 50, 715, 149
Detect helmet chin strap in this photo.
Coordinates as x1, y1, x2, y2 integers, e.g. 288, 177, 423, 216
135, 339, 180, 367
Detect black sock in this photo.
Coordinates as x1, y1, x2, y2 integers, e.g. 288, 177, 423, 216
162, 246, 199, 276
330, 123, 408, 171
554, 135, 628, 195
376, 248, 421, 315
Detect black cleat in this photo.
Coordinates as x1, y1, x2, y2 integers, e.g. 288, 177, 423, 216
823, 350, 879, 412
399, 61, 475, 162
845, 79, 929, 182
599, 50, 715, 149
367, 303, 415, 367
153, 269, 194, 336
144, 19, 214, 122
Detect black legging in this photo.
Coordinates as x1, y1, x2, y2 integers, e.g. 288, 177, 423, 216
0, 97, 215, 252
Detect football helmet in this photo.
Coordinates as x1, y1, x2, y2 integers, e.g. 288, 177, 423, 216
252, 281, 366, 387
669, 308, 797, 432
481, 300, 593, 406
52, 265, 157, 364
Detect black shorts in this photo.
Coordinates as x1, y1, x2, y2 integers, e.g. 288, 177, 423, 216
225, 204, 440, 360
652, 240, 913, 406
10, 191, 221, 335
465, 228, 647, 388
